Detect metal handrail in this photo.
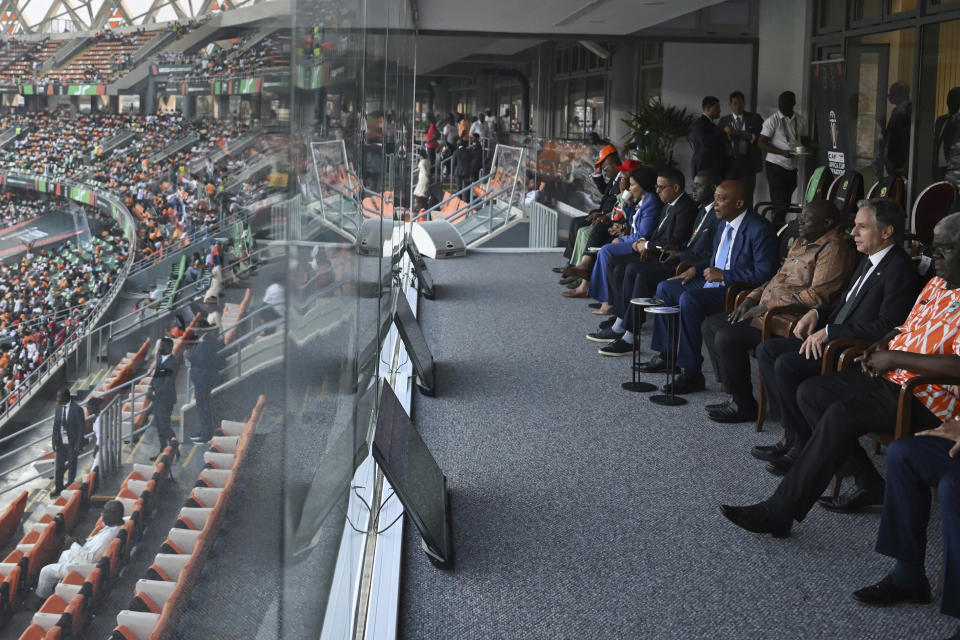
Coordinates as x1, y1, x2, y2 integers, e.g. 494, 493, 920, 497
409, 172, 492, 222
0, 370, 152, 495
126, 213, 241, 275
0, 172, 137, 427
0, 370, 150, 449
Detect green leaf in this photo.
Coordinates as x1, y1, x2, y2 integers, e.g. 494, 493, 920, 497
622, 98, 695, 168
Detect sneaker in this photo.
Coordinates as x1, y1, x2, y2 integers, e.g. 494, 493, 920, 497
586, 327, 623, 343
598, 317, 615, 330
599, 338, 633, 356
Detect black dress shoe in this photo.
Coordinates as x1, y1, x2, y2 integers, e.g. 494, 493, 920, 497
598, 317, 615, 330
720, 503, 792, 538
705, 398, 733, 411
818, 486, 884, 513
587, 302, 602, 309
751, 441, 790, 461
708, 401, 758, 423
852, 574, 931, 606
586, 327, 623, 343
639, 354, 676, 374
662, 371, 705, 394
765, 453, 797, 476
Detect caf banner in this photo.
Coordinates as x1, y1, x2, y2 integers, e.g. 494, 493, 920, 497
812, 60, 849, 173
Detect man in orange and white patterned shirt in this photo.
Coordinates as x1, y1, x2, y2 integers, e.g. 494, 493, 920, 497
722, 212, 960, 538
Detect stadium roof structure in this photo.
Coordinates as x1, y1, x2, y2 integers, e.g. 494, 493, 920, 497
0, 0, 274, 34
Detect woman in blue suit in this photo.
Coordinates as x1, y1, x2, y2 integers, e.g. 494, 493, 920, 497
583, 167, 663, 303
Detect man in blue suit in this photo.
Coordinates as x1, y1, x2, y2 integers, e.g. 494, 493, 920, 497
592, 169, 717, 354
641, 180, 778, 393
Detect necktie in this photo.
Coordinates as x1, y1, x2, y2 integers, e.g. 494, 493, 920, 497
833, 260, 870, 324
705, 224, 734, 289
655, 203, 673, 234
688, 208, 708, 244
734, 116, 746, 155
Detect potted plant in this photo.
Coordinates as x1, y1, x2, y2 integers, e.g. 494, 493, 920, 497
622, 98, 695, 168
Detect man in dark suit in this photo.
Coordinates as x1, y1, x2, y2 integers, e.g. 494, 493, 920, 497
590, 169, 711, 353
721, 213, 960, 537
718, 91, 763, 206
558, 145, 620, 268
752, 198, 921, 475
701, 198, 857, 423
149, 336, 179, 461
641, 180, 778, 392
51, 388, 84, 498
691, 96, 727, 178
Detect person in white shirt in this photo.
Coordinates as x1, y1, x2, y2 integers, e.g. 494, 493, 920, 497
758, 91, 813, 227
87, 396, 103, 470
34, 500, 124, 600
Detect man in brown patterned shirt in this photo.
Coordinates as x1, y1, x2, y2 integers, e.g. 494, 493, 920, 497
701, 199, 857, 423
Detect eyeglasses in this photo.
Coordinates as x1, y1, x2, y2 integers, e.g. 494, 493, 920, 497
655, 184, 670, 192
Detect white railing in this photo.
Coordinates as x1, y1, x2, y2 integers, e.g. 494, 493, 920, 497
528, 201, 558, 248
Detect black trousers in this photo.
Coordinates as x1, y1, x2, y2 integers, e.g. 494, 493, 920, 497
605, 252, 643, 312
756, 337, 822, 449
767, 370, 940, 521
193, 382, 217, 441
586, 220, 614, 252
153, 402, 176, 449
764, 161, 798, 222
54, 446, 78, 493
564, 216, 591, 259
614, 260, 676, 333
702, 313, 761, 410
726, 156, 757, 206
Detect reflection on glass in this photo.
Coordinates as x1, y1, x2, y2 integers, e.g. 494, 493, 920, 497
854, 0, 882, 21
917, 19, 960, 194
818, 0, 845, 30
281, 0, 415, 635
845, 28, 915, 188
888, 0, 918, 12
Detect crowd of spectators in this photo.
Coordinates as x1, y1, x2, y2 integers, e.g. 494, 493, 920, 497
154, 31, 289, 81
0, 193, 46, 227
0, 208, 126, 407
552, 89, 960, 637
0, 109, 268, 263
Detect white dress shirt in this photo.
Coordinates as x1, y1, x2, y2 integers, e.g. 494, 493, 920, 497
845, 243, 894, 301
714, 211, 747, 271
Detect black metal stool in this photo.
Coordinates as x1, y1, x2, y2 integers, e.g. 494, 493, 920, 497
645, 305, 686, 406
621, 297, 661, 393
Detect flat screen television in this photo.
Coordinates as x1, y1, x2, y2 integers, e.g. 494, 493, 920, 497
393, 294, 435, 395
406, 241, 435, 299
372, 381, 452, 568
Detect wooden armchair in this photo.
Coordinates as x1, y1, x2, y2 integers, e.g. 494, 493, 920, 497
821, 338, 960, 495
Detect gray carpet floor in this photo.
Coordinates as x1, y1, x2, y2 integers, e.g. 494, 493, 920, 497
398, 251, 954, 640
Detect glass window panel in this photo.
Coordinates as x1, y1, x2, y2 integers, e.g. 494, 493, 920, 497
917, 19, 960, 194
888, 0, 917, 13
845, 28, 915, 190
853, 0, 882, 21
817, 0, 845, 30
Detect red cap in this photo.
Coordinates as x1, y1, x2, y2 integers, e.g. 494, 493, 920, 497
615, 159, 643, 172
